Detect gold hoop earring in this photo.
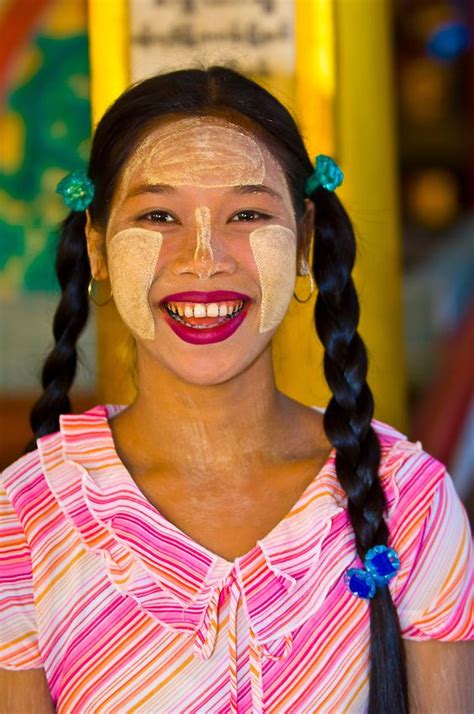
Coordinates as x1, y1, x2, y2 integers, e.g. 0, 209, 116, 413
293, 270, 315, 303
88, 277, 113, 306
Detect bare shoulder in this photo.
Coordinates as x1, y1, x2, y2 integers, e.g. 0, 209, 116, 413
404, 638, 474, 714
0, 668, 54, 714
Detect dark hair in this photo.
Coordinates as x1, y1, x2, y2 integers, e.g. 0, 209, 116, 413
25, 67, 408, 712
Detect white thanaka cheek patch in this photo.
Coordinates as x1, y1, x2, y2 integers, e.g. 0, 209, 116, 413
249, 225, 297, 333
119, 117, 265, 196
194, 206, 213, 262
107, 228, 163, 340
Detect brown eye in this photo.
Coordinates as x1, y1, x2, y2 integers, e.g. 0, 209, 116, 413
141, 211, 177, 223
230, 210, 270, 222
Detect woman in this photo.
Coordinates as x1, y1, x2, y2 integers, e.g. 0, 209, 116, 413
0, 67, 472, 713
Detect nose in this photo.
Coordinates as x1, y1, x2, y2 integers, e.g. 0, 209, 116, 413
171, 206, 236, 279
194, 206, 212, 265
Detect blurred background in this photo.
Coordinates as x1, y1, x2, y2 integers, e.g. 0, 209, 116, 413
0, 0, 472, 519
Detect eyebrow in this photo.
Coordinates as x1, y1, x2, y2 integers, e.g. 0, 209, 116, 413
231, 184, 283, 201
127, 183, 176, 198
126, 183, 284, 200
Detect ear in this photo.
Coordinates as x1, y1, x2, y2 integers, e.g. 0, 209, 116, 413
296, 199, 315, 274
85, 210, 109, 280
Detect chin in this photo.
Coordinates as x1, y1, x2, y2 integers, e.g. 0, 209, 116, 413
168, 358, 250, 387
137, 319, 273, 384
161, 342, 267, 387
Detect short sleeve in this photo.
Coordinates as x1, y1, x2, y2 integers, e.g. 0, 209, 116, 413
397, 467, 473, 641
0, 479, 42, 669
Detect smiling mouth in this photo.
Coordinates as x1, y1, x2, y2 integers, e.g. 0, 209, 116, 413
163, 302, 247, 329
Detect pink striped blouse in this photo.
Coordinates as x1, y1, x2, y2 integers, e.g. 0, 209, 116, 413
1, 404, 472, 713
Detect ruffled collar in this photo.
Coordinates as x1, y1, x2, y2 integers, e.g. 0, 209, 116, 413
38, 404, 402, 713
50, 404, 350, 617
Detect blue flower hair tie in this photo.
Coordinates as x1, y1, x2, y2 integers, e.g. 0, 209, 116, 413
56, 170, 95, 211
344, 545, 400, 599
305, 154, 344, 196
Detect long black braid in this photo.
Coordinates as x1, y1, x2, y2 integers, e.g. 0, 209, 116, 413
23, 212, 90, 454
310, 188, 408, 712
23, 65, 409, 711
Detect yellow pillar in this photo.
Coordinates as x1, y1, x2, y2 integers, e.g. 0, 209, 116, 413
272, 0, 336, 411
336, 0, 407, 429
88, 0, 129, 126
88, 0, 134, 405
275, 0, 406, 430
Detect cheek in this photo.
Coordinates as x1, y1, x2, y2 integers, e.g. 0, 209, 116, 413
249, 225, 297, 333
107, 228, 163, 340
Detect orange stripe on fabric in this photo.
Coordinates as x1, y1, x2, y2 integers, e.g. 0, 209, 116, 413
0, 631, 37, 652
93, 635, 184, 712
35, 550, 83, 603
276, 601, 358, 709
60, 616, 154, 707
34, 538, 79, 589
128, 653, 195, 712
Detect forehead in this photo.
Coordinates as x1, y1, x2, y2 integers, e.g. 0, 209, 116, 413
120, 115, 284, 189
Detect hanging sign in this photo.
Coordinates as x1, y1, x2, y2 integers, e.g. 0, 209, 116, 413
129, 0, 295, 80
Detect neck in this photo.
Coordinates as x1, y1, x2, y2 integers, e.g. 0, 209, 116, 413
110, 343, 291, 476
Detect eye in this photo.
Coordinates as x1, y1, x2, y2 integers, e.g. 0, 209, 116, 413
230, 210, 271, 223
139, 210, 178, 224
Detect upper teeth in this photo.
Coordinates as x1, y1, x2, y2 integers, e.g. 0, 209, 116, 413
165, 301, 244, 318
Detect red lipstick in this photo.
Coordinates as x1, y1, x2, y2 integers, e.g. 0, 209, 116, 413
161, 290, 250, 303
161, 300, 251, 345
163, 306, 249, 345
159, 290, 252, 345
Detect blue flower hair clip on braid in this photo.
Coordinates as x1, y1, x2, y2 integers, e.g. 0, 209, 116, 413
305, 154, 344, 196
344, 545, 400, 599
56, 170, 95, 211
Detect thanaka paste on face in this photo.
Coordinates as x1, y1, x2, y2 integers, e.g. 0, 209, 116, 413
249, 225, 297, 333
107, 117, 297, 340
118, 117, 266, 201
107, 228, 163, 340
194, 205, 213, 265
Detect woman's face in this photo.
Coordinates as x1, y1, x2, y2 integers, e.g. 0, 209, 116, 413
87, 115, 307, 386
